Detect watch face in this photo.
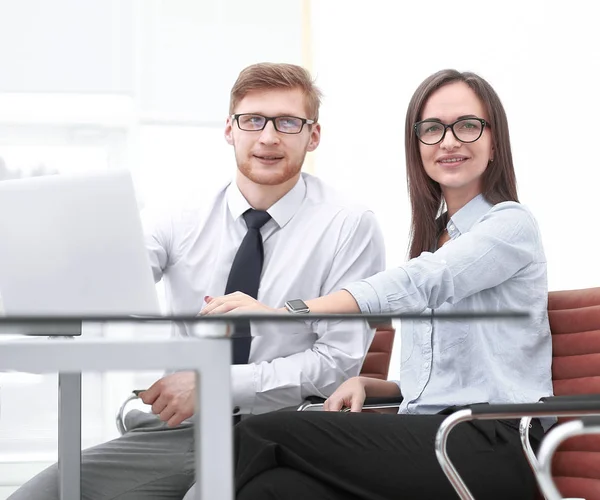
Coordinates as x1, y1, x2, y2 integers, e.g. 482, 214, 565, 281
287, 299, 307, 310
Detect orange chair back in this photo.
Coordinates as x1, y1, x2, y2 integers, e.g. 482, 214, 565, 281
359, 325, 395, 380
547, 287, 600, 499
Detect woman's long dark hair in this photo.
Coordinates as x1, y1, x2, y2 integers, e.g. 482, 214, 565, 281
405, 69, 518, 259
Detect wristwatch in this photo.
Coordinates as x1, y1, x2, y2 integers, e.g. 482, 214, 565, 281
284, 299, 310, 314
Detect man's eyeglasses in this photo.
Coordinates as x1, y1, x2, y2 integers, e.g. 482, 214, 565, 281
414, 117, 489, 145
232, 114, 315, 134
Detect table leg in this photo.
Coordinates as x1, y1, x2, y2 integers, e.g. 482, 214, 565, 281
58, 372, 81, 500
196, 339, 233, 500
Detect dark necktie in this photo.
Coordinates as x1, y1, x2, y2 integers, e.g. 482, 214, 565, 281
225, 209, 272, 365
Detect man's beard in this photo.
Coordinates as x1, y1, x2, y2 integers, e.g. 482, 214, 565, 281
236, 152, 306, 186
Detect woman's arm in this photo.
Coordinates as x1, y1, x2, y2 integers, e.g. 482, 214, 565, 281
304, 290, 360, 314
201, 289, 361, 316
203, 204, 540, 318
323, 376, 401, 412
360, 377, 402, 398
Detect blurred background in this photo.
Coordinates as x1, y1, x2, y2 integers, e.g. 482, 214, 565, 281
0, 0, 598, 495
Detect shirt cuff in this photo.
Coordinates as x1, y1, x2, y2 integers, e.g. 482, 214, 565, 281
344, 280, 386, 314
231, 364, 257, 415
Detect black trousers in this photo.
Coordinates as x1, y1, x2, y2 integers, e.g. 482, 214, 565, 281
234, 411, 543, 500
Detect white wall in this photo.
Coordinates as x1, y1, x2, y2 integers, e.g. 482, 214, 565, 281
312, 0, 600, 286
0, 0, 134, 93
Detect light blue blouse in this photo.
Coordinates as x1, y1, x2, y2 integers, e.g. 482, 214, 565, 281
345, 194, 553, 417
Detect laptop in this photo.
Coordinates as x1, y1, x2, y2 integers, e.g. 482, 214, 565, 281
0, 169, 160, 333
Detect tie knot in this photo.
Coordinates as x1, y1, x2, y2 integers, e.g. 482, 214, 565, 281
243, 209, 271, 230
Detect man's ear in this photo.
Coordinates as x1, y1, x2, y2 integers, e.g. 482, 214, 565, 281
225, 117, 234, 145
307, 123, 321, 152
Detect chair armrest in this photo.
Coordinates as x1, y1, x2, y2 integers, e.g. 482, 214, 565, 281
581, 415, 600, 426
520, 396, 600, 480
116, 389, 149, 435
436, 399, 600, 500
540, 393, 600, 403
304, 396, 326, 405
535, 415, 600, 500
297, 396, 403, 412
469, 397, 600, 418
362, 396, 403, 411
116, 392, 141, 435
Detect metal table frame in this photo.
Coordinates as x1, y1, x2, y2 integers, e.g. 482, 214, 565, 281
0, 311, 529, 499
0, 322, 231, 500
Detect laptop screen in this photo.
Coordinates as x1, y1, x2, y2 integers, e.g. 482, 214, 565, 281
0, 169, 160, 321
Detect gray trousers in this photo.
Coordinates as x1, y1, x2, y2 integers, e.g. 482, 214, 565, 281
9, 411, 197, 500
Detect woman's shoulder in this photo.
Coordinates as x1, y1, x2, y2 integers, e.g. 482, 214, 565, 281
482, 200, 539, 227
472, 201, 543, 249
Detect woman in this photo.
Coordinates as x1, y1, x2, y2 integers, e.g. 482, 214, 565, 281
203, 69, 553, 499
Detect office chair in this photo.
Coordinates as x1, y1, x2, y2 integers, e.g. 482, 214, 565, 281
435, 287, 600, 500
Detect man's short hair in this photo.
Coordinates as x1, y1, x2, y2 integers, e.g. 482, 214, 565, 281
229, 62, 322, 121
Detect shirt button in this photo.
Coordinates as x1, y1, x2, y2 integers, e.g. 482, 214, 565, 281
448, 224, 455, 231
424, 362, 430, 369
233, 406, 240, 414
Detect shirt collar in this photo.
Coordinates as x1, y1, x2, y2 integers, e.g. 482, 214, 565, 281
225, 175, 306, 228
447, 193, 493, 236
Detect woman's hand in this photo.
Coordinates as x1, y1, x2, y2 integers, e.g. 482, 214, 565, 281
199, 292, 279, 316
323, 377, 367, 413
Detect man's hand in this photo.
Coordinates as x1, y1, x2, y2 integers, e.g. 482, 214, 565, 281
323, 377, 367, 412
200, 292, 280, 316
139, 372, 196, 427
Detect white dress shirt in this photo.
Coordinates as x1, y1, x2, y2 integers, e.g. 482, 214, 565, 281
145, 173, 386, 415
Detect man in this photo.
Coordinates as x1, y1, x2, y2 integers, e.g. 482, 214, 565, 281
11, 62, 386, 499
